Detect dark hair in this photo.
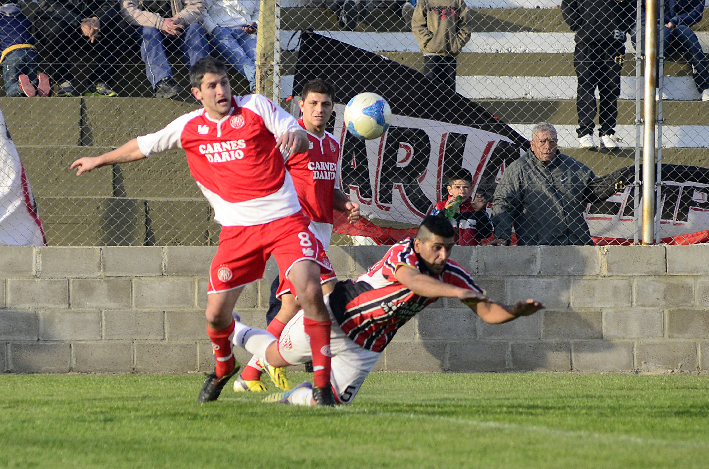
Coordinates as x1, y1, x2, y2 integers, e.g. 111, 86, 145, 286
416, 215, 456, 241
446, 168, 473, 186
189, 56, 228, 89
301, 79, 335, 102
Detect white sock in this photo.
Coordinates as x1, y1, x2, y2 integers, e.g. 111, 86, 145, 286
232, 321, 276, 359
288, 387, 315, 406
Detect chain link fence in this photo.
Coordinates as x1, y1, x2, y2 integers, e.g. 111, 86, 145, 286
1, 0, 708, 247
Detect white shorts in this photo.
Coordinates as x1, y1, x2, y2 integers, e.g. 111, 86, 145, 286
277, 299, 381, 404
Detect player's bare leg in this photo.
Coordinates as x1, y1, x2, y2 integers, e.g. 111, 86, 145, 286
199, 287, 277, 403
286, 260, 336, 405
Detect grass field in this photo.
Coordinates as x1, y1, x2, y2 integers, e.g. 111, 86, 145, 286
1, 372, 708, 468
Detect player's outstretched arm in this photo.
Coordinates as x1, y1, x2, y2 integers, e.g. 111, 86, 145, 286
395, 265, 489, 301
463, 295, 544, 324
70, 139, 146, 176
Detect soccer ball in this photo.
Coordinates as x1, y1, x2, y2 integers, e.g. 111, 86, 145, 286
344, 92, 392, 140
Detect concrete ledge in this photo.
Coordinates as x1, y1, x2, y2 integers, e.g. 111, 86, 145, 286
1, 245, 709, 374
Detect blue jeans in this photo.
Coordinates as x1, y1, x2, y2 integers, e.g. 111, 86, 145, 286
633, 23, 709, 92
140, 23, 210, 90
3, 48, 37, 97
210, 27, 257, 91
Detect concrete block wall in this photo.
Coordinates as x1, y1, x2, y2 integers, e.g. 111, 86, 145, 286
1, 244, 708, 374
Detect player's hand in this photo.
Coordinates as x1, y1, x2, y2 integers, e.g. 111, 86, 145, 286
161, 17, 185, 37
70, 157, 100, 176
345, 201, 360, 224
510, 299, 544, 317
275, 129, 307, 158
81, 17, 101, 43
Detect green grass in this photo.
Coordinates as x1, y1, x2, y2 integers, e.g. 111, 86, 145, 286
1, 372, 708, 468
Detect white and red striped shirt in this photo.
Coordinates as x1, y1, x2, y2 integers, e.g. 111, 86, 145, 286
329, 238, 483, 352
286, 118, 341, 247
136, 94, 303, 226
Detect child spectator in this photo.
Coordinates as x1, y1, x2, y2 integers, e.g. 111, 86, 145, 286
430, 168, 493, 246
202, 0, 257, 92
0, 3, 49, 97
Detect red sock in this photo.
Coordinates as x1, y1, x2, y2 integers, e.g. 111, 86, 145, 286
266, 318, 286, 339
206, 320, 235, 378
240, 364, 262, 381
303, 318, 332, 389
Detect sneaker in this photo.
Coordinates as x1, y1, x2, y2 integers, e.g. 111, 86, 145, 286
56, 81, 78, 97
232, 375, 267, 393
401, 1, 414, 25
702, 89, 709, 102
36, 73, 50, 97
600, 134, 622, 149
312, 384, 338, 406
578, 134, 596, 149
87, 82, 117, 97
197, 363, 241, 403
257, 359, 291, 390
154, 77, 184, 99
18, 74, 35, 97
263, 381, 313, 404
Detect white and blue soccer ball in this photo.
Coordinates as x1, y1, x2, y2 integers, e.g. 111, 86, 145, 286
344, 92, 392, 140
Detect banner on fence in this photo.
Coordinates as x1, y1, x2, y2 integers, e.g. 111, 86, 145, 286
293, 32, 709, 245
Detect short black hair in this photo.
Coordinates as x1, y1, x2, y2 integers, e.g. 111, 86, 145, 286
446, 168, 473, 186
190, 56, 228, 89
301, 79, 335, 103
416, 215, 456, 241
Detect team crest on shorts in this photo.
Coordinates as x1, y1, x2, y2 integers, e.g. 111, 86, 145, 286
281, 336, 293, 351
230, 115, 245, 129
217, 265, 233, 283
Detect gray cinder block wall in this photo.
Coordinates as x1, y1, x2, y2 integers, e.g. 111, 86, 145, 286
1, 244, 708, 374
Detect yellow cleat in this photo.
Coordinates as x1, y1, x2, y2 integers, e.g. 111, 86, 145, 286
262, 362, 292, 391
233, 375, 267, 392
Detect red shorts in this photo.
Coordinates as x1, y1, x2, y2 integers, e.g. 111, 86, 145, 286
276, 257, 337, 298
208, 211, 334, 294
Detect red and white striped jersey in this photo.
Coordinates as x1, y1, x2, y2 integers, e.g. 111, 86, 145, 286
285, 118, 341, 247
136, 94, 303, 227
329, 238, 483, 352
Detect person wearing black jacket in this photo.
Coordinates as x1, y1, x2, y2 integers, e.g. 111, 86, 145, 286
34, 1, 130, 96
562, 0, 636, 150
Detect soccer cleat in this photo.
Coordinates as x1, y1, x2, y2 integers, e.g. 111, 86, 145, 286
197, 363, 241, 403
263, 381, 313, 404
600, 134, 622, 150
578, 134, 596, 149
259, 360, 292, 391
18, 74, 35, 97
702, 89, 709, 102
312, 384, 338, 406
233, 375, 267, 392
36, 73, 50, 97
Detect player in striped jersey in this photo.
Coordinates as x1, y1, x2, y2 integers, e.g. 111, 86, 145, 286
259, 215, 544, 406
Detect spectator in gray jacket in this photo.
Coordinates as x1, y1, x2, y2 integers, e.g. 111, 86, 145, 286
490, 123, 619, 246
